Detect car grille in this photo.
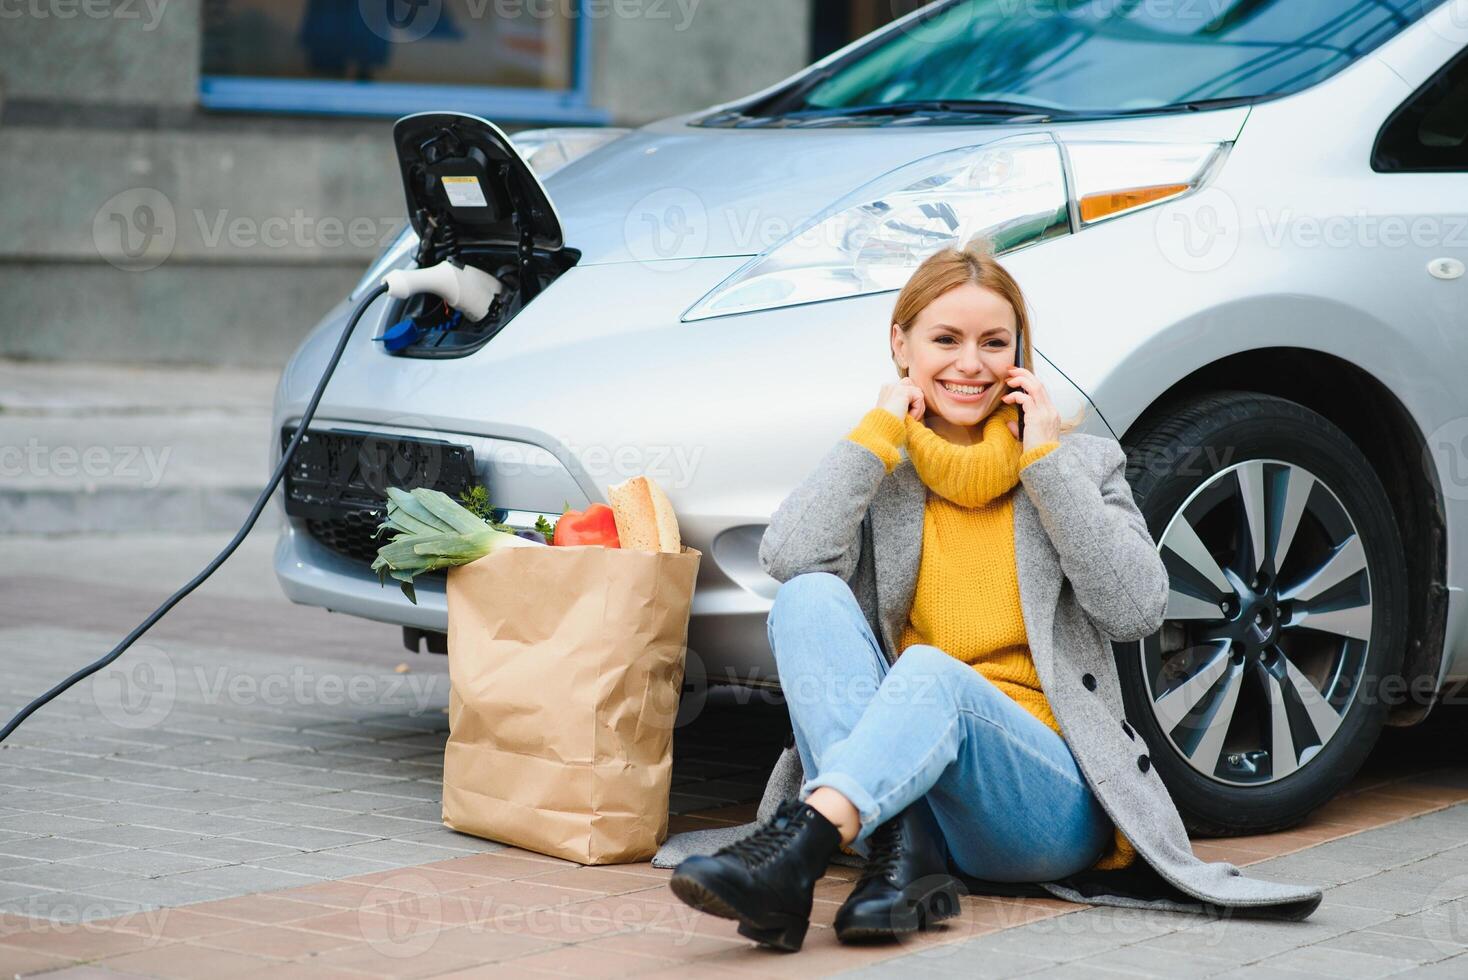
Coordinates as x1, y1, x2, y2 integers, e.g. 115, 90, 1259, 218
305, 512, 421, 569
281, 427, 479, 573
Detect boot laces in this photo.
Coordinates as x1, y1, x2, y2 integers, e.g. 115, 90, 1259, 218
719, 804, 804, 866
859, 817, 905, 883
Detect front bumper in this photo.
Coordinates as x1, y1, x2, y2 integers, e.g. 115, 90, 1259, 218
276, 519, 451, 631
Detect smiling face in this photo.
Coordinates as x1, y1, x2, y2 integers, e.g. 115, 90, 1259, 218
891, 282, 1018, 446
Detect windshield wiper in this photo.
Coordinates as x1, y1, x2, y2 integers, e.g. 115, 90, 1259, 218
701, 93, 1265, 129
1102, 95, 1266, 116
790, 99, 1072, 122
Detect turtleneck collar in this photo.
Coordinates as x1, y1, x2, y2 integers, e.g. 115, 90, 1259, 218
902, 401, 1023, 507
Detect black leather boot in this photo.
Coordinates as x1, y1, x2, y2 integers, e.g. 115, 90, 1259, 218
833, 801, 963, 942
668, 798, 842, 952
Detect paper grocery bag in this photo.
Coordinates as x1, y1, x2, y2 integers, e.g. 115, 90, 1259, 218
442, 543, 702, 865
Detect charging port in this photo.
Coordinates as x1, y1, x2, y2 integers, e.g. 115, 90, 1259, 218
387, 112, 580, 358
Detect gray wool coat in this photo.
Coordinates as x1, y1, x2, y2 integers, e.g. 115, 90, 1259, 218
653, 423, 1322, 921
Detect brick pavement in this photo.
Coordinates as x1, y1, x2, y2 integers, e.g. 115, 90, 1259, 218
3, 532, 1468, 977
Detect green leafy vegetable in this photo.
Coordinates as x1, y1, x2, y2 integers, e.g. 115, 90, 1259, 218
458, 485, 493, 520
371, 487, 537, 604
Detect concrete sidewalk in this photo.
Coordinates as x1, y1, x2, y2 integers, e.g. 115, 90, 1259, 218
0, 359, 278, 534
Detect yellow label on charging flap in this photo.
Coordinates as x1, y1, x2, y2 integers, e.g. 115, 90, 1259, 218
441, 176, 488, 208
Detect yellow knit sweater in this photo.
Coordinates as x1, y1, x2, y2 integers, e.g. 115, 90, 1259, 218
845, 401, 1136, 871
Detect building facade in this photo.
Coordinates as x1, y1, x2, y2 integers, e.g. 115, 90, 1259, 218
0, 0, 904, 366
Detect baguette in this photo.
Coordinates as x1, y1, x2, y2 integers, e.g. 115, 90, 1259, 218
607, 475, 682, 554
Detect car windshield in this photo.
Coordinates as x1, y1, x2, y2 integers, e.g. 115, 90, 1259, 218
757, 0, 1441, 120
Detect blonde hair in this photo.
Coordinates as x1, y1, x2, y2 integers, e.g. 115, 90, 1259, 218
891, 236, 1085, 435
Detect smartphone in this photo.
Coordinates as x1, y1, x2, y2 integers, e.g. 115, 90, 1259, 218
1011, 326, 1025, 442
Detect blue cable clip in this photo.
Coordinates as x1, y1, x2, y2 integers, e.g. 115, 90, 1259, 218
373, 317, 422, 353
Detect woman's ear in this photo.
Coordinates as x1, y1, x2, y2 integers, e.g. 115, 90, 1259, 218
891, 323, 906, 374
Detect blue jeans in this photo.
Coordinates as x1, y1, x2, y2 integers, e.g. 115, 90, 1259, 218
769, 572, 1113, 883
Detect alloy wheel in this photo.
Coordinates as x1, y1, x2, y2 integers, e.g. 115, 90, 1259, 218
1146, 458, 1369, 786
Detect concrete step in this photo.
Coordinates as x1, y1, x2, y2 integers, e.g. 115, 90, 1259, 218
0, 359, 280, 533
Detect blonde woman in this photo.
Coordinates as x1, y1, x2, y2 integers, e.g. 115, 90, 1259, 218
664, 238, 1322, 951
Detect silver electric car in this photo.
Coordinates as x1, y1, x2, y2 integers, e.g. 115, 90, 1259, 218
272, 0, 1468, 835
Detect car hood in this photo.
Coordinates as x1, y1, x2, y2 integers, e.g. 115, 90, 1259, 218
542, 108, 1252, 266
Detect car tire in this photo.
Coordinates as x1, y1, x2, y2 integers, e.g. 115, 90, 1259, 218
1115, 390, 1408, 836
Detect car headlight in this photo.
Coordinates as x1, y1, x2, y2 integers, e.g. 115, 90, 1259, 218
1065, 140, 1228, 225
681, 134, 1069, 322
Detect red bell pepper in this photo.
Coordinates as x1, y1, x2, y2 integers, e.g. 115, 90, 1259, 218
551, 503, 621, 548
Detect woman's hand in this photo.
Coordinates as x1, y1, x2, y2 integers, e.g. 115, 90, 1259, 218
877, 377, 926, 421
1002, 366, 1061, 452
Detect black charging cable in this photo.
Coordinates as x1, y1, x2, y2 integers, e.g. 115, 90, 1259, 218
0, 283, 392, 743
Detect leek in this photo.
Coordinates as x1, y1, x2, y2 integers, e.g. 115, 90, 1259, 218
371, 487, 540, 604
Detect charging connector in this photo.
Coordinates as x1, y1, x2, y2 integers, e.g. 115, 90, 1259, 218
383, 261, 503, 322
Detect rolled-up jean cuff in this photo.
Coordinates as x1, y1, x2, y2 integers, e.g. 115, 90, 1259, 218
798, 771, 882, 843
